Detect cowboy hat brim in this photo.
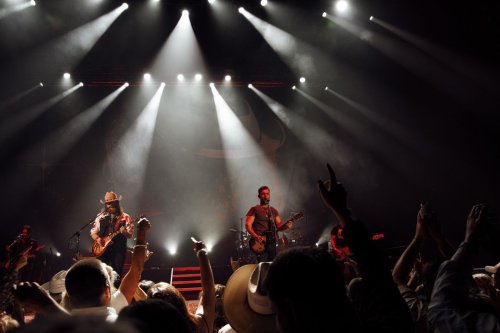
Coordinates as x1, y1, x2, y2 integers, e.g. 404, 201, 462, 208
100, 195, 122, 204
223, 264, 278, 333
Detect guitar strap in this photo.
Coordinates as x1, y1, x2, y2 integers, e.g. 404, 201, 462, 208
113, 214, 122, 231
267, 205, 278, 243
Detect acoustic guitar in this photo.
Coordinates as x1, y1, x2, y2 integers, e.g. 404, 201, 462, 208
249, 212, 303, 254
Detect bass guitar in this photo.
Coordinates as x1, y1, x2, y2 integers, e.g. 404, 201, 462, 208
249, 212, 303, 254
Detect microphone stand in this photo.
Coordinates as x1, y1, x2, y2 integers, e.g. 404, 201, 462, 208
67, 219, 94, 258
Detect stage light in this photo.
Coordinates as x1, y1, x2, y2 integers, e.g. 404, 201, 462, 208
208, 0, 215, 3
63, 73, 71, 79
121, 3, 129, 10
182, 9, 189, 16
39, 82, 44, 87
292, 85, 296, 90
30, 0, 36, 6
177, 74, 185, 81
238, 7, 244, 13
79, 82, 84, 86
169, 248, 177, 255
144, 73, 151, 80
124, 82, 130, 87
369, 16, 374, 21
325, 86, 328, 91
209, 82, 215, 87
194, 73, 203, 81
248, 83, 253, 88
56, 252, 61, 257
322, 12, 327, 18
260, 0, 268, 6
299, 77, 306, 83
161, 82, 165, 86
224, 75, 231, 81
335, 0, 348, 13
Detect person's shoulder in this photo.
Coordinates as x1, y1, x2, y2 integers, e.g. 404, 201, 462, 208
246, 206, 257, 215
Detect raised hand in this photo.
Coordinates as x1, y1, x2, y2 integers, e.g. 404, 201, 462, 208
317, 163, 349, 218
191, 237, 207, 255
12, 281, 67, 314
465, 204, 488, 244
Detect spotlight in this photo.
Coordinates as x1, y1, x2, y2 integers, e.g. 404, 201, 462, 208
315, 243, 319, 247
194, 73, 203, 81
325, 86, 328, 91
79, 82, 84, 86
299, 77, 306, 83
39, 82, 44, 87
335, 0, 348, 13
292, 85, 296, 90
63, 73, 71, 79
322, 12, 327, 17
182, 9, 189, 16
238, 7, 244, 13
144, 73, 151, 80
209, 82, 215, 87
169, 248, 177, 255
177, 74, 185, 81
208, 0, 215, 3
224, 75, 231, 82
30, 0, 36, 5
248, 83, 253, 88
56, 252, 61, 257
161, 82, 165, 86
260, 0, 268, 6
124, 82, 130, 87
369, 16, 374, 21
121, 3, 129, 10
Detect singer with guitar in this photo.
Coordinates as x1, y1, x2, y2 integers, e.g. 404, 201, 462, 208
90, 191, 134, 278
245, 186, 292, 263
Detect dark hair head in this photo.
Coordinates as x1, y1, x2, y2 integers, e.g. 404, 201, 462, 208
65, 259, 110, 308
146, 282, 196, 330
118, 299, 191, 333
258, 186, 269, 195
265, 247, 359, 332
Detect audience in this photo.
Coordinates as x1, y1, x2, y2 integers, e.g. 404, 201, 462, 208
1, 163, 498, 333
146, 238, 215, 333
391, 202, 454, 332
427, 204, 500, 332
117, 299, 191, 333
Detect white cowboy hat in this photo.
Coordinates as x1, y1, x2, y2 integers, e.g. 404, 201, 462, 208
223, 263, 278, 333
41, 270, 67, 302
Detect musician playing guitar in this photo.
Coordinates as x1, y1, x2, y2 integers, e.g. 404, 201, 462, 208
245, 186, 292, 263
90, 191, 134, 278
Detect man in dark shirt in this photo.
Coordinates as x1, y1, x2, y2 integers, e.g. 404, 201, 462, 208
7, 225, 40, 282
245, 186, 291, 262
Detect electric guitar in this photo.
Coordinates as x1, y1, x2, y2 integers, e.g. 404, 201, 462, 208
249, 212, 304, 254
91, 216, 129, 258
